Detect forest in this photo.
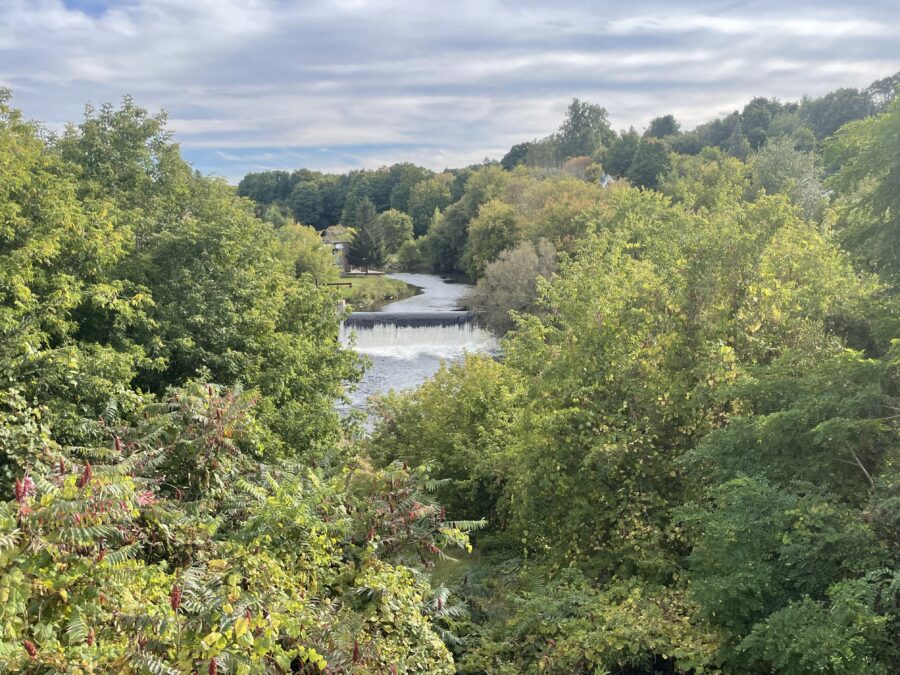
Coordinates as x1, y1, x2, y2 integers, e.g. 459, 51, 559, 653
0, 65, 898, 674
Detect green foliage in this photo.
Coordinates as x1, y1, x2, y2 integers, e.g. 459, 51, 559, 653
645, 114, 680, 139
376, 208, 414, 253
345, 199, 387, 271
370, 356, 523, 524
626, 137, 671, 189
289, 181, 324, 227
341, 276, 415, 311
463, 200, 521, 278
468, 239, 557, 335
462, 569, 718, 674
827, 97, 900, 289
751, 136, 826, 219
408, 175, 453, 237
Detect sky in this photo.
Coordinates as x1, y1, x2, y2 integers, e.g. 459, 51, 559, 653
1, 0, 898, 182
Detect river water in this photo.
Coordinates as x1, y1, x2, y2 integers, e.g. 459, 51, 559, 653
340, 273, 498, 416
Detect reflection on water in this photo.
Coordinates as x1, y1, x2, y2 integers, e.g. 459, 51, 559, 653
340, 274, 498, 418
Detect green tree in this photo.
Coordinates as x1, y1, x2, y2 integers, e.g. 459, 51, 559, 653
468, 239, 557, 335
407, 174, 453, 237
626, 137, 671, 189
557, 98, 613, 160
463, 200, 521, 278
751, 136, 826, 220
376, 208, 414, 253
604, 128, 640, 177
645, 114, 680, 138
826, 97, 900, 289
371, 355, 523, 523
346, 199, 386, 272
801, 87, 873, 140
289, 180, 323, 227
500, 142, 533, 170
388, 162, 432, 212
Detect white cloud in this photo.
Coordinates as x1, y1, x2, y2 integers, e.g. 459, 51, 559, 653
1, 0, 898, 177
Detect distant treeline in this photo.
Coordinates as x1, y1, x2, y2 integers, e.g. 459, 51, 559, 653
238, 70, 898, 230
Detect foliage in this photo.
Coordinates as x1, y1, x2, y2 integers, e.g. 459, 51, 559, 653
375, 208, 414, 254
407, 175, 453, 237
463, 200, 521, 278
467, 239, 557, 335
826, 97, 900, 289
345, 200, 387, 272
751, 136, 827, 220
370, 356, 523, 524
341, 276, 416, 311
625, 137, 671, 189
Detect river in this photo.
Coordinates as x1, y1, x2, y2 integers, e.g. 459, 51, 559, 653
339, 273, 498, 417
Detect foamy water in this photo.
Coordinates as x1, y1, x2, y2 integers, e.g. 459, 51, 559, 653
339, 274, 498, 417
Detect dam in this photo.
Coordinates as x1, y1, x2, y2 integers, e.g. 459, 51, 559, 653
339, 273, 498, 415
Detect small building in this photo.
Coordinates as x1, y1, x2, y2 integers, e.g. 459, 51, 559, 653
327, 240, 350, 274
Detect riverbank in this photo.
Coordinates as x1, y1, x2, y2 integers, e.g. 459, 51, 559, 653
339, 275, 418, 311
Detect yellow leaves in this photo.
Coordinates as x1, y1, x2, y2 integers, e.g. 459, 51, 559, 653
201, 631, 223, 650
234, 616, 250, 639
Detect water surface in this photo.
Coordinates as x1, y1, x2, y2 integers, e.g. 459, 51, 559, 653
340, 273, 497, 417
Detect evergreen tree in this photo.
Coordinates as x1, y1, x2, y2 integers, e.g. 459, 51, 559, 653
346, 198, 386, 272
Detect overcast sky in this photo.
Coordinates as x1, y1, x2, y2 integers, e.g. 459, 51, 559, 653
2, 1, 898, 181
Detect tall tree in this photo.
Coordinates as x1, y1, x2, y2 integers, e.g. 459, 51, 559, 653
626, 137, 671, 189
289, 180, 323, 227
557, 98, 613, 160
407, 174, 453, 236
346, 197, 386, 272
645, 114, 680, 138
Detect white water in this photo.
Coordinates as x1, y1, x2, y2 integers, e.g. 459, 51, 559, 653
340, 274, 498, 416
339, 322, 497, 357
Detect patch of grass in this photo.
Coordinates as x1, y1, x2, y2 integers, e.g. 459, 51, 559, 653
340, 275, 417, 311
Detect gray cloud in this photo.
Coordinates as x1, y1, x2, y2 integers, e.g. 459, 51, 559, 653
2, 0, 898, 180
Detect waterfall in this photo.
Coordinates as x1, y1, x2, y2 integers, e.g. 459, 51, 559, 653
339, 321, 498, 357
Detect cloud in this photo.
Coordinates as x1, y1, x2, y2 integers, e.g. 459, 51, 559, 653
1, 0, 898, 180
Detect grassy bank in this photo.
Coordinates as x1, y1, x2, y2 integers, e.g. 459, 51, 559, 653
340, 275, 418, 310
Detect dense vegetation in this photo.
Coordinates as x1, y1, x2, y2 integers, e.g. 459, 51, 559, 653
2, 65, 899, 674
0, 92, 480, 673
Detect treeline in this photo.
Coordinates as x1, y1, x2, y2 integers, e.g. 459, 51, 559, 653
370, 87, 900, 672
238, 71, 898, 279
0, 92, 478, 672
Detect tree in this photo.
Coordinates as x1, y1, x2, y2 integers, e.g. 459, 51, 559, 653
626, 137, 671, 189
501, 142, 533, 170
604, 128, 640, 177
407, 174, 452, 236
751, 136, 826, 220
339, 171, 372, 225
826, 97, 900, 289
468, 239, 557, 334
346, 198, 386, 272
866, 70, 900, 112
421, 203, 468, 272
557, 98, 613, 160
463, 199, 521, 278
741, 97, 781, 149
376, 208, 414, 253
289, 180, 323, 227
645, 114, 680, 138
277, 222, 338, 282
388, 162, 431, 212
371, 355, 523, 523
801, 88, 873, 140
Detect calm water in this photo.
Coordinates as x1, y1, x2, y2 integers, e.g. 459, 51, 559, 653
340, 273, 497, 417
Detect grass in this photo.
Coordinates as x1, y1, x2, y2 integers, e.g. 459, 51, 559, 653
339, 275, 417, 311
